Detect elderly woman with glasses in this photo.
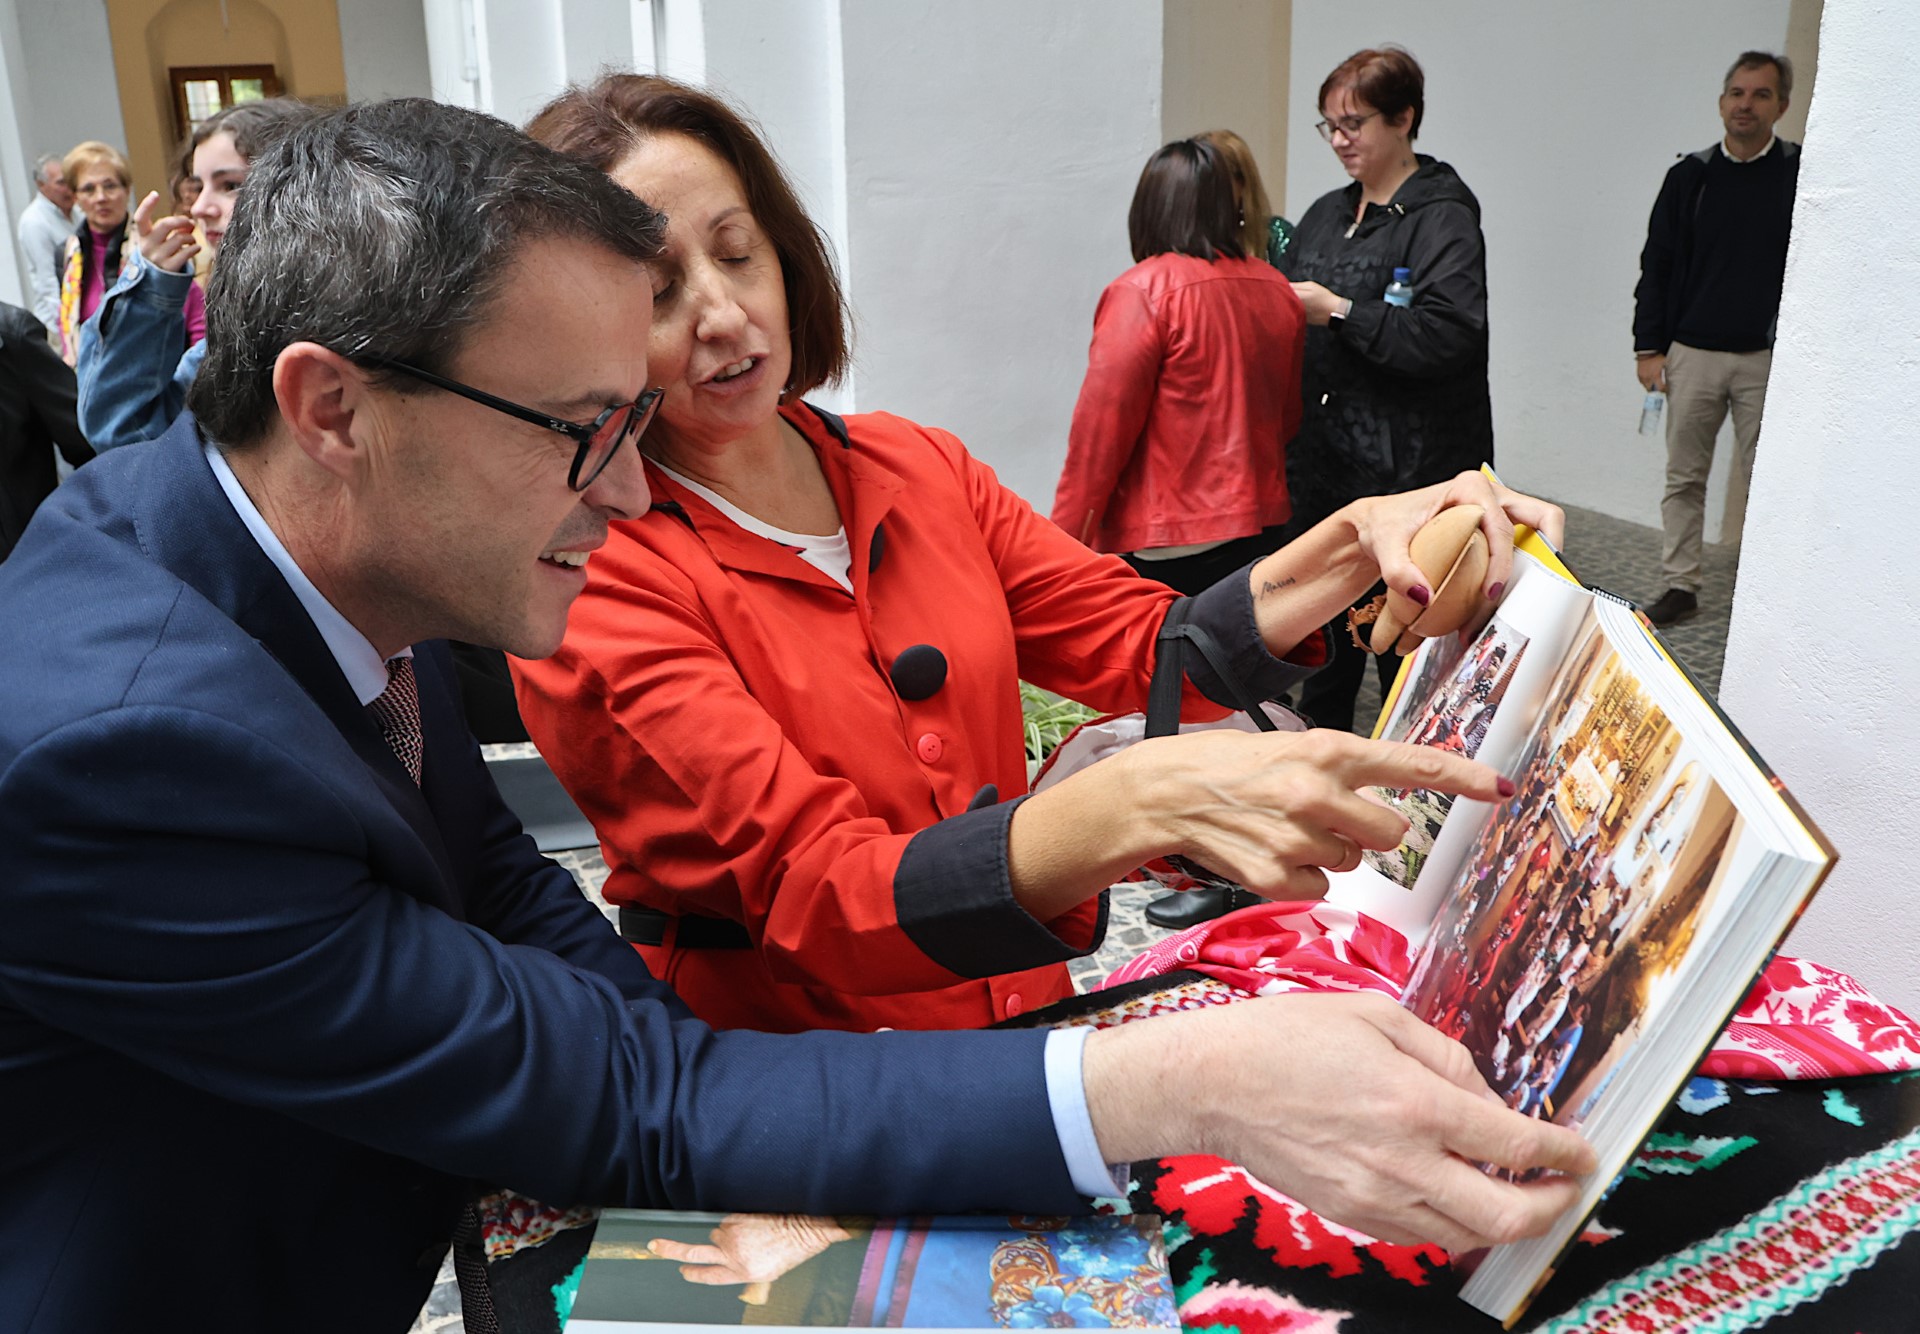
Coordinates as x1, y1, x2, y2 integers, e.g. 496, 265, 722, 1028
1282, 46, 1495, 735
509, 73, 1556, 1038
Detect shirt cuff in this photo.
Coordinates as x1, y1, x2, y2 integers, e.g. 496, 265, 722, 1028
1044, 1027, 1130, 1199
893, 796, 1109, 977
1182, 562, 1328, 705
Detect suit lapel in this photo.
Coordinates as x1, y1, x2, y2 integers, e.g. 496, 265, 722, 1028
131, 417, 460, 894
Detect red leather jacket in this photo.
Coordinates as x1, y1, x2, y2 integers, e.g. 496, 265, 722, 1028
1051, 252, 1304, 553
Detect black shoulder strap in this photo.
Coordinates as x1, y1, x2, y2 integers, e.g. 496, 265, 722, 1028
1146, 599, 1278, 738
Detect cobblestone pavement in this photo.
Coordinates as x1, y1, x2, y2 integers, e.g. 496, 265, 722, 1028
415, 501, 1734, 1330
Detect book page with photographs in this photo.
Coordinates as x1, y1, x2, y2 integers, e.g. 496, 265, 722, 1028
1324, 550, 1594, 940
1393, 603, 1831, 1322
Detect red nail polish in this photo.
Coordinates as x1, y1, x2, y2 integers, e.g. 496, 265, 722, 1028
1497, 777, 1516, 797
1488, 582, 1505, 602
1409, 585, 1431, 606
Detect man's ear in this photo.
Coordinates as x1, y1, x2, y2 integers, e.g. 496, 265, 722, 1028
272, 342, 374, 481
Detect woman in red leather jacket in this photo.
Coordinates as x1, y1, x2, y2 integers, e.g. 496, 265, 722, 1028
1051, 137, 1305, 597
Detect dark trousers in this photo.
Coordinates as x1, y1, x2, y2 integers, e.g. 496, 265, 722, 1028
1122, 525, 1289, 597
1294, 580, 1401, 734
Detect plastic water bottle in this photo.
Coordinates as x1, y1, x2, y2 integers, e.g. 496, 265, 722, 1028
1384, 267, 1414, 307
1638, 391, 1665, 436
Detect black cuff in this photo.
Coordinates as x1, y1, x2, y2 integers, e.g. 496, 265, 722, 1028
894, 796, 1108, 977
1181, 562, 1325, 707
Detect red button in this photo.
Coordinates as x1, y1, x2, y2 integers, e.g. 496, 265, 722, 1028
1004, 993, 1025, 1018
915, 732, 943, 763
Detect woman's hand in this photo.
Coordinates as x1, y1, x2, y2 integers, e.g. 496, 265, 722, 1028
1009, 726, 1515, 916
647, 1214, 852, 1295
1347, 472, 1566, 617
1120, 728, 1511, 898
1289, 280, 1348, 326
132, 191, 199, 275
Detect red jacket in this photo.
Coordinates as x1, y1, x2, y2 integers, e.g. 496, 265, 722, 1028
1051, 252, 1305, 553
512, 406, 1319, 1034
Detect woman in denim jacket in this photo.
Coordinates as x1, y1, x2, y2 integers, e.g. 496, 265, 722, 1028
76, 100, 318, 453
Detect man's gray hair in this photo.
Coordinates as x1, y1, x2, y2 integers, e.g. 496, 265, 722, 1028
189, 98, 665, 449
31, 154, 61, 189
1724, 50, 1793, 102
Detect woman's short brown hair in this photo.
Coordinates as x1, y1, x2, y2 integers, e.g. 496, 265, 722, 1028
526, 74, 848, 400
1127, 138, 1243, 265
1318, 46, 1426, 140
63, 141, 131, 191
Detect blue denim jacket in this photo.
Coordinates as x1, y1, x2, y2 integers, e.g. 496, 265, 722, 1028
76, 250, 205, 453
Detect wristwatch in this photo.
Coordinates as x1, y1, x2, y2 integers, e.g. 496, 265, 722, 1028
1329, 298, 1354, 327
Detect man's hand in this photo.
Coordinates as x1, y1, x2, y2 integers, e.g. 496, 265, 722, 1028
1083, 992, 1597, 1253
132, 191, 199, 275
1635, 353, 1667, 393
1290, 280, 1347, 326
648, 1213, 853, 1294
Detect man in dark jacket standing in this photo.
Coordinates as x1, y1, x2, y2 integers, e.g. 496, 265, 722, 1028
1633, 52, 1799, 627
0, 300, 91, 561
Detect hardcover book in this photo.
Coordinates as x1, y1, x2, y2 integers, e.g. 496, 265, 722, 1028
1327, 529, 1835, 1324
563, 1210, 1179, 1333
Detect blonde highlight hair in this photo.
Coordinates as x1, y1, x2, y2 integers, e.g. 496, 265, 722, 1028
1195, 129, 1272, 261
62, 140, 131, 191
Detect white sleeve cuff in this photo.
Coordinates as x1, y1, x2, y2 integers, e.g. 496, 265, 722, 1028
1043, 1027, 1130, 1199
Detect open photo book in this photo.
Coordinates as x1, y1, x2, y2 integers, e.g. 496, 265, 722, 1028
1322, 528, 1836, 1324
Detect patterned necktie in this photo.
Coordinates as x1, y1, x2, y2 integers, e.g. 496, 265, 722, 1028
366, 655, 424, 786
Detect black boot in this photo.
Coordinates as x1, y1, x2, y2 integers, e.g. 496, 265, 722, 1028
1144, 886, 1248, 930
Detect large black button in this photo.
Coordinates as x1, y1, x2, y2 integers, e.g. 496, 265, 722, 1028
889, 644, 947, 700
868, 522, 887, 572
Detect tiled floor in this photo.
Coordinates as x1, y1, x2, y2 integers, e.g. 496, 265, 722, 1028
415, 500, 1737, 1332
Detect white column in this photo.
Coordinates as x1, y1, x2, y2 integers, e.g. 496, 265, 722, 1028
0, 0, 35, 309
1719, 0, 1920, 1013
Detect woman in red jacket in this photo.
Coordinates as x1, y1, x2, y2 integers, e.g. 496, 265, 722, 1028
512, 74, 1560, 1035
1051, 137, 1305, 597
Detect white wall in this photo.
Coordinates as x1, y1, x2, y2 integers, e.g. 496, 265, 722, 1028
1285, 2, 1793, 535
701, 0, 849, 412
1720, 0, 1920, 1013
0, 0, 126, 310
337, 0, 434, 102
835, 0, 1160, 504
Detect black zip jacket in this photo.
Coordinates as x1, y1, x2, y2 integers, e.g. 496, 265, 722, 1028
1279, 156, 1493, 528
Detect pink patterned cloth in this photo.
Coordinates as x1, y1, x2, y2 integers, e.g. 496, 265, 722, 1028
1107, 899, 1920, 1080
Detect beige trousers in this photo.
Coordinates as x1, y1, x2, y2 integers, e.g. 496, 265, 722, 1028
1661, 341, 1771, 593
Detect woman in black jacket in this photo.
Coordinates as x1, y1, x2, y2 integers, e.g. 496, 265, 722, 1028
1282, 46, 1493, 733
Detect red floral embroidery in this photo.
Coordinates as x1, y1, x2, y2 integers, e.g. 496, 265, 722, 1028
1150, 1155, 1447, 1288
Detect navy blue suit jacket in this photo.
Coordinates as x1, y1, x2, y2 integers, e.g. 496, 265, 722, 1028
0, 416, 1080, 1332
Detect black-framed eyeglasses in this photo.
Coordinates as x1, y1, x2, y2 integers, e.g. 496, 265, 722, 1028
1315, 112, 1381, 142
364, 357, 665, 492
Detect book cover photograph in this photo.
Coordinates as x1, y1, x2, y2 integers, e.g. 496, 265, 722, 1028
564, 1210, 1179, 1333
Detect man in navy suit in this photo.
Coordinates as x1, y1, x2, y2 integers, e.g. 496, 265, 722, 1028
0, 101, 1589, 1330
